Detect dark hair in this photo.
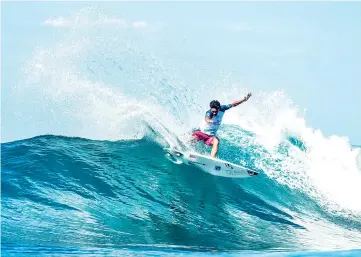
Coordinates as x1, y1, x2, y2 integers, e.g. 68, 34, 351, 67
210, 100, 221, 109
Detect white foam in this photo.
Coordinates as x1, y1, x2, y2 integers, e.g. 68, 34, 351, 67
219, 87, 361, 213
10, 7, 361, 215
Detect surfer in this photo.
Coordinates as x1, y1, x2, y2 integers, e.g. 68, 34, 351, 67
191, 93, 252, 158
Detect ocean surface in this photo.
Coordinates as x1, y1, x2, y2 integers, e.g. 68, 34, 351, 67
2, 6, 361, 256
2, 134, 361, 256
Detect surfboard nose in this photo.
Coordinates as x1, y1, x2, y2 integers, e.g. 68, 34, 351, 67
164, 149, 183, 164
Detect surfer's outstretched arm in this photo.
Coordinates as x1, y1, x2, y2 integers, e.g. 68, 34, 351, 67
232, 93, 252, 107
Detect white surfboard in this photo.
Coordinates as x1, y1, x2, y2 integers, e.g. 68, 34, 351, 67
165, 149, 259, 178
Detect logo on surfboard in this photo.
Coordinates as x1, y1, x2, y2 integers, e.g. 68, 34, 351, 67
225, 163, 234, 169
188, 161, 206, 166
247, 169, 258, 176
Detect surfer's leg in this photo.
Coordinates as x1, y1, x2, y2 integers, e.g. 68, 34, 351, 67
190, 131, 200, 144
189, 135, 198, 144
190, 131, 206, 144
210, 138, 219, 158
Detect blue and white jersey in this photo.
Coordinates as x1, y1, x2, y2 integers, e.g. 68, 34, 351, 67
199, 104, 232, 135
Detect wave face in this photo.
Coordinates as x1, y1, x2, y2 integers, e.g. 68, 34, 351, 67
2, 6, 361, 255
2, 134, 361, 253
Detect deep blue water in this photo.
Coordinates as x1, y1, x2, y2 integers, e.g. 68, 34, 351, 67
2, 135, 361, 256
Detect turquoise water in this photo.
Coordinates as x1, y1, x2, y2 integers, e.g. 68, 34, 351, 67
2, 134, 361, 255
2, 6, 361, 256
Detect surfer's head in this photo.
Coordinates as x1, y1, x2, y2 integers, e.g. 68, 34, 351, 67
210, 100, 221, 115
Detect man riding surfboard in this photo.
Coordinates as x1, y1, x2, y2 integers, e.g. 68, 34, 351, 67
191, 93, 252, 158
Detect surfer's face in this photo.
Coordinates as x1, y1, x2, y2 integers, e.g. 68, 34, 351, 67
211, 108, 219, 116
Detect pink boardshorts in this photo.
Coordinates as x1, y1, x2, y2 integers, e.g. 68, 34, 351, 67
192, 130, 217, 146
